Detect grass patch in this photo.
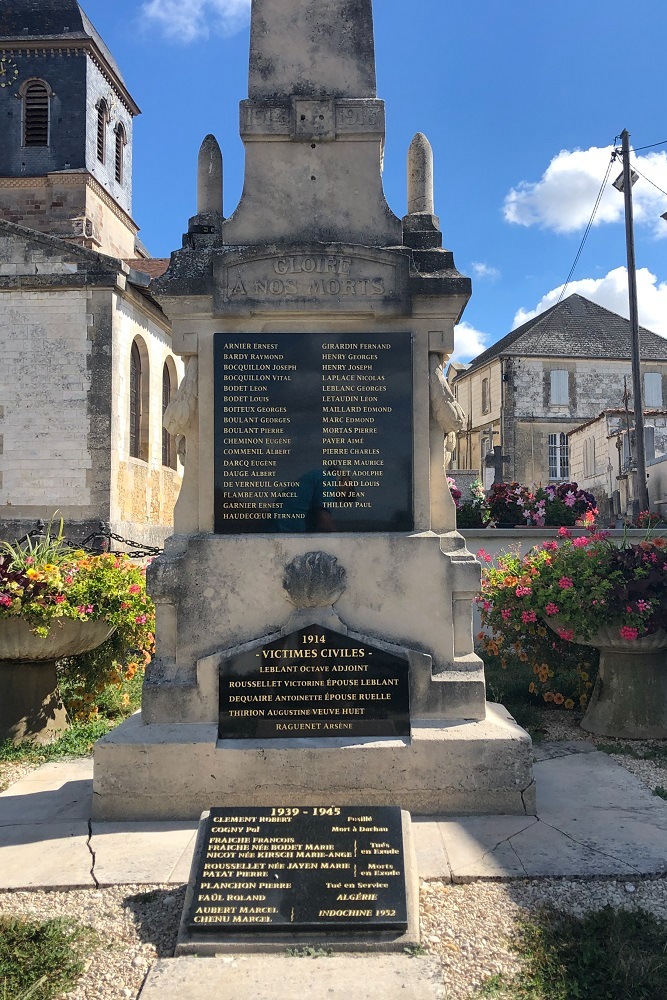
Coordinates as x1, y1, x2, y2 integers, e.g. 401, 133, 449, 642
478, 906, 667, 999
0, 915, 96, 1000
0, 718, 112, 767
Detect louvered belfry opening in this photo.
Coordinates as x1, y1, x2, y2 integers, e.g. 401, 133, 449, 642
24, 81, 49, 146
115, 123, 126, 183
97, 99, 108, 163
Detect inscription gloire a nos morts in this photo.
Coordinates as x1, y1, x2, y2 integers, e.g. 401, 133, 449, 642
186, 806, 408, 934
225, 253, 394, 303
219, 625, 410, 740
213, 333, 413, 533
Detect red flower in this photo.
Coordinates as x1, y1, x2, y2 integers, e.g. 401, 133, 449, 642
619, 626, 638, 641
545, 602, 559, 616
558, 577, 573, 590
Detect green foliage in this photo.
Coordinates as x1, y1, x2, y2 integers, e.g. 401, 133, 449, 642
653, 786, 667, 800
478, 906, 667, 999
58, 629, 148, 722
0, 719, 112, 766
0, 916, 96, 1000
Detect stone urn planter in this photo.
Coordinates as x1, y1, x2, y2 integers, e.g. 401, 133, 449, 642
0, 619, 114, 745
549, 621, 667, 739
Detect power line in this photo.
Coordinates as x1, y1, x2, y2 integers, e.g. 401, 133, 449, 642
632, 139, 667, 153
628, 163, 667, 200
553, 155, 615, 308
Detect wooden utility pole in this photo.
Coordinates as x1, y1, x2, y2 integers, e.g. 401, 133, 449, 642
619, 129, 650, 514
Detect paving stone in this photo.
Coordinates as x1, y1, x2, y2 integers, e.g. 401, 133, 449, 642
0, 758, 92, 825
139, 955, 445, 1000
0, 821, 92, 888
90, 823, 199, 885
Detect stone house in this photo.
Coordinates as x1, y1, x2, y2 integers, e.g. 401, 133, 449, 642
448, 294, 667, 489
568, 408, 667, 516
0, 0, 181, 545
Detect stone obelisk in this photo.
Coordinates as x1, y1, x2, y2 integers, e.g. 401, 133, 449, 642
93, 0, 535, 822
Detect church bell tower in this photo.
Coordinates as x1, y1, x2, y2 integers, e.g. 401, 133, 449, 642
0, 0, 141, 258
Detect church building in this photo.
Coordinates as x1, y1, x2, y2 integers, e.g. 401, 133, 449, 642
0, 0, 181, 546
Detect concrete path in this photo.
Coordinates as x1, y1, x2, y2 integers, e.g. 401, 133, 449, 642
1, 742, 666, 888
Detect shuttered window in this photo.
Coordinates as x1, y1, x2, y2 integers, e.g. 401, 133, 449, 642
24, 81, 49, 146
644, 373, 662, 407
481, 377, 490, 413
550, 370, 569, 405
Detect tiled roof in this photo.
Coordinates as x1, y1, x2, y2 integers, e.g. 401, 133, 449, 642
0, 1, 127, 89
464, 294, 667, 372
124, 258, 170, 280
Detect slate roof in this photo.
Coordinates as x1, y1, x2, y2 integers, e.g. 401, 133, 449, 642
464, 294, 667, 372
124, 258, 171, 281
0, 0, 126, 89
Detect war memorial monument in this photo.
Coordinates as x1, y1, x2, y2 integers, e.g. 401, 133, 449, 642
93, 0, 534, 947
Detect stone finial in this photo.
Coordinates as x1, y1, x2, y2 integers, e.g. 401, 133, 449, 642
249, 0, 376, 100
407, 132, 434, 215
283, 552, 348, 609
197, 134, 223, 215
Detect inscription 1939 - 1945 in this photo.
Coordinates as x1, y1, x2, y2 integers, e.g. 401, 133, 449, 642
185, 806, 408, 935
214, 332, 413, 534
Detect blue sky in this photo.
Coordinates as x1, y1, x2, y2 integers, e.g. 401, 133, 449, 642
83, 0, 667, 360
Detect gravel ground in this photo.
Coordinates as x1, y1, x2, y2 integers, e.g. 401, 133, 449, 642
0, 709, 665, 999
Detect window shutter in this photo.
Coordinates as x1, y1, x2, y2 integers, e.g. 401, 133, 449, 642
24, 82, 49, 146
550, 370, 569, 405
644, 373, 662, 407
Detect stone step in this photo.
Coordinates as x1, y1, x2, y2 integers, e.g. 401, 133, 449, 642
139, 954, 444, 1000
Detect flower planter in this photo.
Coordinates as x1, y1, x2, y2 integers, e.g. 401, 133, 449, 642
0, 619, 114, 745
548, 622, 667, 739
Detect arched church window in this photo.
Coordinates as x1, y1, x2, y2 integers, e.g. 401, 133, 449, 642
114, 122, 126, 184
162, 361, 177, 469
130, 341, 142, 459
97, 99, 109, 164
23, 81, 50, 147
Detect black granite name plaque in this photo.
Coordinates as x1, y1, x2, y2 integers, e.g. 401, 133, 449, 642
213, 333, 413, 533
186, 806, 408, 934
219, 625, 410, 739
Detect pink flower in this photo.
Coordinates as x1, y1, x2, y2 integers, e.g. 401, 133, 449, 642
54, 595, 66, 604
128, 584, 141, 595
572, 536, 588, 548
557, 527, 572, 538
557, 627, 574, 641
135, 614, 147, 624
564, 492, 576, 508
76, 604, 94, 615
542, 541, 558, 551
476, 548, 493, 564
501, 609, 512, 621
558, 577, 573, 590
545, 602, 559, 616
0, 594, 11, 607
521, 611, 537, 623
515, 586, 532, 597
637, 600, 651, 612
482, 600, 492, 612
620, 626, 638, 641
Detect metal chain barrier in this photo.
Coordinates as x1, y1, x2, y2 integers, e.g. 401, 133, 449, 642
14, 520, 163, 559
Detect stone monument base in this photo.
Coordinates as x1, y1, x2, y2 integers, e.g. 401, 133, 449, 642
92, 703, 535, 821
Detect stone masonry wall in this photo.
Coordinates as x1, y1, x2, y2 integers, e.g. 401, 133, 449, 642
0, 286, 93, 512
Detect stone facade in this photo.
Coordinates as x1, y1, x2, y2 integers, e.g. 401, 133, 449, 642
450, 295, 667, 494
0, 222, 182, 544
569, 408, 667, 516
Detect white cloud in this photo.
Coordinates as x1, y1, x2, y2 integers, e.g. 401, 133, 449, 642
504, 147, 667, 238
471, 261, 500, 280
141, 0, 250, 42
452, 321, 490, 363
513, 266, 667, 338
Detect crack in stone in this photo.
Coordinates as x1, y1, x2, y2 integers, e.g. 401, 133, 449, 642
520, 779, 535, 814
535, 817, 645, 876
86, 818, 99, 889
507, 836, 529, 878
449, 819, 538, 880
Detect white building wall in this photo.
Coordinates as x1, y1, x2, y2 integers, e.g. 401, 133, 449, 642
0, 288, 92, 508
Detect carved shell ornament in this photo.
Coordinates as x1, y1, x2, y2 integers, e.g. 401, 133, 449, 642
283, 552, 348, 609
